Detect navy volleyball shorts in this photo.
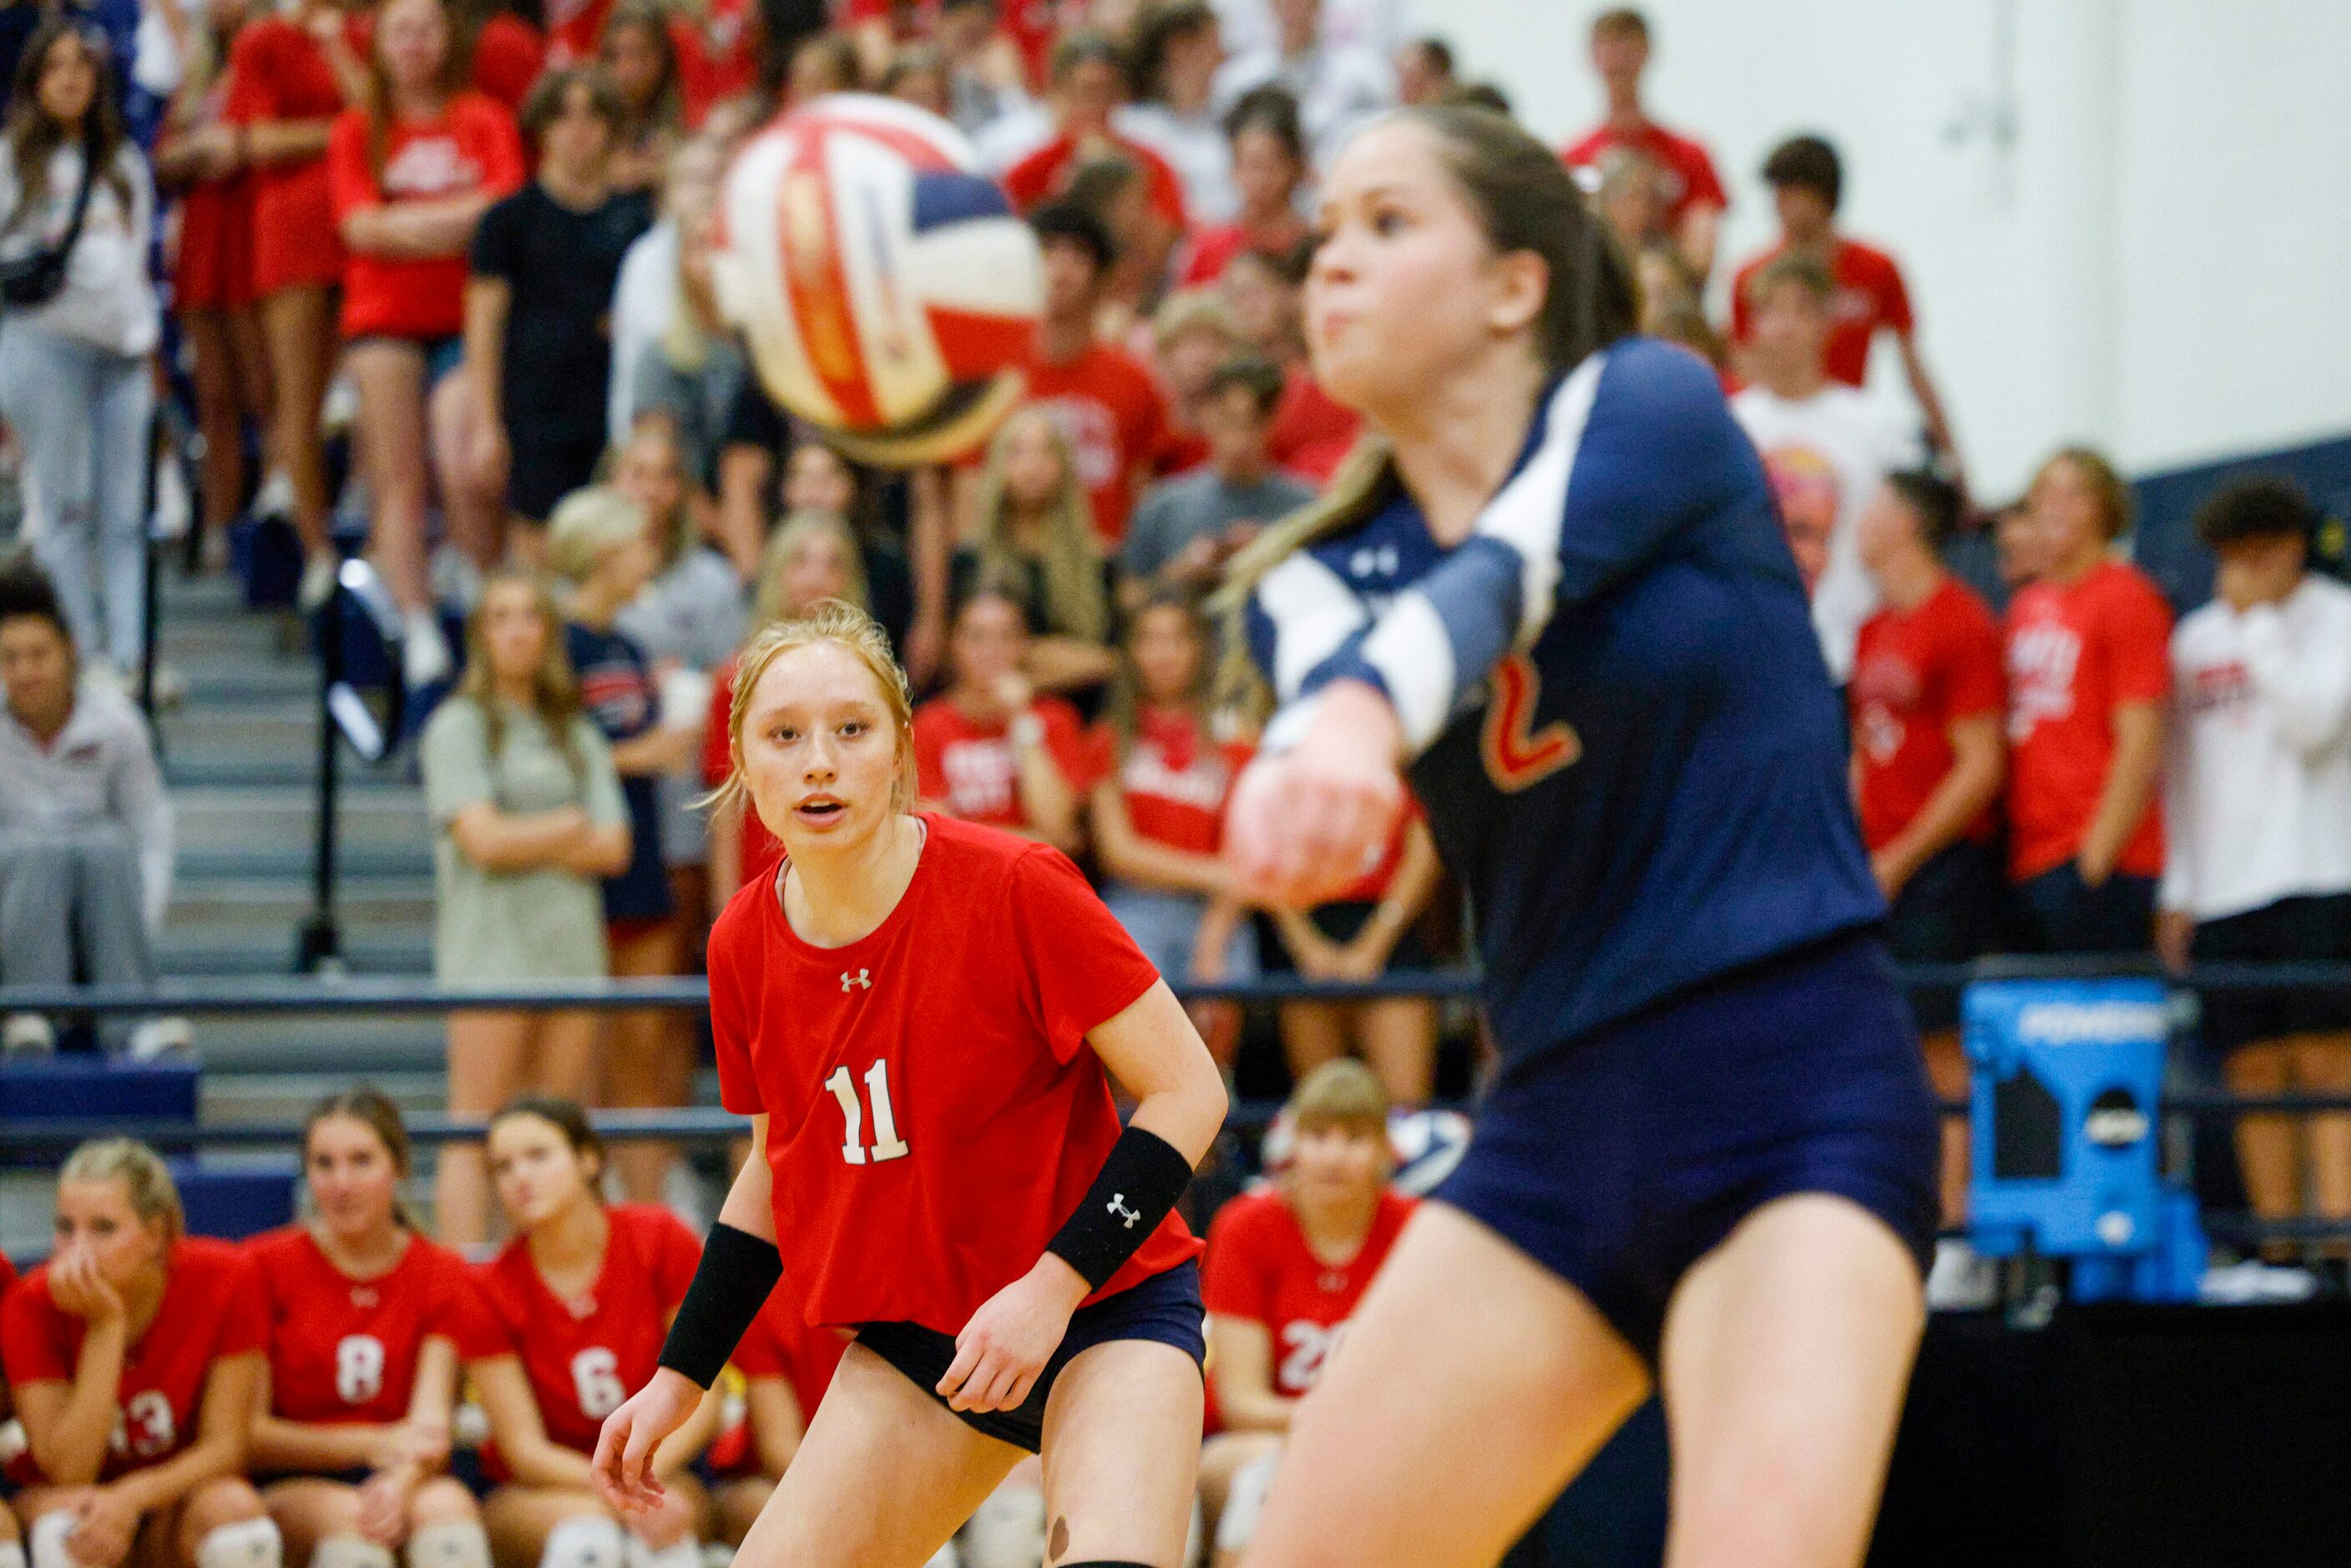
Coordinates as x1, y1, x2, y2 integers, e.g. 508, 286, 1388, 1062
855, 1260, 1206, 1454
1436, 928, 1939, 1367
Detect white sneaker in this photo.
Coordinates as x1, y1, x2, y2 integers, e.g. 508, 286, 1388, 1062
2, 1013, 55, 1055
253, 469, 295, 524
2199, 1258, 2318, 1305
297, 551, 340, 613
1925, 1238, 2000, 1310
402, 611, 454, 686
124, 1016, 194, 1060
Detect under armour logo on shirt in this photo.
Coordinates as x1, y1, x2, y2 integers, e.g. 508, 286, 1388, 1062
841, 969, 872, 992
1108, 1194, 1142, 1228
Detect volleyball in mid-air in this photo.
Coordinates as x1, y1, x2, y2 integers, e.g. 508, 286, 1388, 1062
711, 94, 1044, 468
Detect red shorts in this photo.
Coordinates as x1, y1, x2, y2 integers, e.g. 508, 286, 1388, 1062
174, 180, 256, 311
250, 162, 344, 296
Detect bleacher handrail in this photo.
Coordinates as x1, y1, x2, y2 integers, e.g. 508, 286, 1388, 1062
3, 955, 2348, 1016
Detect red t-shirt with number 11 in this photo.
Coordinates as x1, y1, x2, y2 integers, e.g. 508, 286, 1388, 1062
707, 815, 1202, 1340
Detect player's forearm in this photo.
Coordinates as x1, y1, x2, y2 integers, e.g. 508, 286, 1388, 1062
1881, 735, 2003, 883
649, 1384, 722, 1474
245, 119, 335, 165
39, 1340, 129, 1482
1013, 738, 1081, 852
715, 1125, 778, 1243
1211, 1381, 1294, 1433
502, 1437, 598, 1490
2081, 706, 2163, 876
108, 1432, 246, 1515
249, 1414, 393, 1473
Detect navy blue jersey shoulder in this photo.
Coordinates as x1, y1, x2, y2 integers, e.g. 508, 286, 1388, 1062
1243, 338, 1884, 1067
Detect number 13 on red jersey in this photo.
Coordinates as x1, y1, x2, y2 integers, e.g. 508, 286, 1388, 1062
824, 1060, 911, 1166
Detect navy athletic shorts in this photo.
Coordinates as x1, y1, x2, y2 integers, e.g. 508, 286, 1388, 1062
1435, 928, 1939, 1366
855, 1260, 1206, 1454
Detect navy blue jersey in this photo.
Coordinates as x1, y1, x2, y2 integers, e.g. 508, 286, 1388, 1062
1244, 337, 1883, 1065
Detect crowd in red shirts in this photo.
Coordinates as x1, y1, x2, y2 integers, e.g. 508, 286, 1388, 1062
4, 3, 2351, 1560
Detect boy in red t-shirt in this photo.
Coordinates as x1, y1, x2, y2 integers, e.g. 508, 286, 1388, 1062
1003, 205, 1175, 545
912, 592, 1090, 849
1851, 472, 2005, 1222
1558, 9, 1725, 280
2005, 448, 2172, 953
1198, 1061, 1416, 1566
1728, 135, 1961, 478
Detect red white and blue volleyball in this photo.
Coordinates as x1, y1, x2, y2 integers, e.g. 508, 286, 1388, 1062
712, 94, 1044, 468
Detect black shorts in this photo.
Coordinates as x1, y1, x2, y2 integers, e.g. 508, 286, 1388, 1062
1258, 900, 1435, 974
2012, 863, 2156, 956
1435, 930, 1939, 1366
1884, 839, 2004, 1030
507, 432, 608, 524
2193, 893, 2351, 1051
855, 1260, 1206, 1454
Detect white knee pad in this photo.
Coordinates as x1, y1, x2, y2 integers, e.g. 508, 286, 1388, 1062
197, 1518, 283, 1568
956, 1479, 1043, 1568
619, 1536, 698, 1568
538, 1518, 625, 1568
28, 1514, 76, 1568
1183, 1495, 1205, 1568
0, 1532, 30, 1568
1213, 1451, 1281, 1555
406, 1522, 491, 1568
921, 1544, 960, 1568
311, 1538, 394, 1568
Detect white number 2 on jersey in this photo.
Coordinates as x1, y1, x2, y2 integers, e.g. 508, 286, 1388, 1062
824, 1060, 911, 1166
336, 1333, 387, 1404
572, 1347, 627, 1419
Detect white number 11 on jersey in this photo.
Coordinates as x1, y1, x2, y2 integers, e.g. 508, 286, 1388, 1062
825, 1060, 911, 1165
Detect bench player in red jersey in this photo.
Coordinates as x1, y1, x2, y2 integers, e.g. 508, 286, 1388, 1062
592, 601, 1229, 1568
468, 1100, 717, 1568
243, 1092, 498, 1568
1197, 1063, 1414, 1566
3, 1141, 276, 1568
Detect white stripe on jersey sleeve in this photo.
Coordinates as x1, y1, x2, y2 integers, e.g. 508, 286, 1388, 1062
1259, 549, 1371, 701
1358, 589, 1459, 751
1474, 353, 1608, 648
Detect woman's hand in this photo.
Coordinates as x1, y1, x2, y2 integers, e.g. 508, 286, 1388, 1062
626, 1486, 696, 1552
936, 1254, 1089, 1414
1226, 680, 1404, 909
355, 1464, 419, 1546
66, 1486, 140, 1568
593, 1369, 705, 1516
47, 1249, 124, 1328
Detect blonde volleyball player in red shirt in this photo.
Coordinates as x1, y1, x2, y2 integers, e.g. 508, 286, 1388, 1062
593, 601, 1228, 1568
3, 1141, 276, 1568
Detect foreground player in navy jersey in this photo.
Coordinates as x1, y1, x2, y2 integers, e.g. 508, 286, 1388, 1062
1221, 107, 1939, 1568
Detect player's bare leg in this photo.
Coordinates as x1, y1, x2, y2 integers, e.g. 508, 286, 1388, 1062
260, 1477, 363, 1567
731, 1344, 1020, 1568
1656, 1195, 1925, 1568
1037, 1338, 1203, 1565
1240, 1203, 1651, 1568
1655, 1194, 1928, 1560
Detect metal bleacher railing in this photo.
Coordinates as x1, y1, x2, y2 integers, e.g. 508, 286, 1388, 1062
7, 957, 2351, 1134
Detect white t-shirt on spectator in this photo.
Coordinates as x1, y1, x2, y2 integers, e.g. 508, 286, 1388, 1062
1115, 103, 1239, 224
1211, 0, 1413, 66
972, 99, 1054, 177
1731, 382, 1920, 683
2161, 575, 2351, 921
1214, 39, 1394, 172
608, 220, 678, 446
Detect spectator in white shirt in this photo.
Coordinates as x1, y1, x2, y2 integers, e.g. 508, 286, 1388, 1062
1117, 0, 1236, 223
1211, 0, 1408, 65
1730, 251, 1920, 684
2157, 478, 2351, 1242
0, 562, 185, 1060
1214, 0, 1393, 173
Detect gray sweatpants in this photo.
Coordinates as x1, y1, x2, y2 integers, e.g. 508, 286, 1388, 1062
0, 823, 156, 988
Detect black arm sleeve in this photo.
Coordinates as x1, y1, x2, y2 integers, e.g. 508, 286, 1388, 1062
657, 1222, 785, 1388
1045, 1125, 1196, 1292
